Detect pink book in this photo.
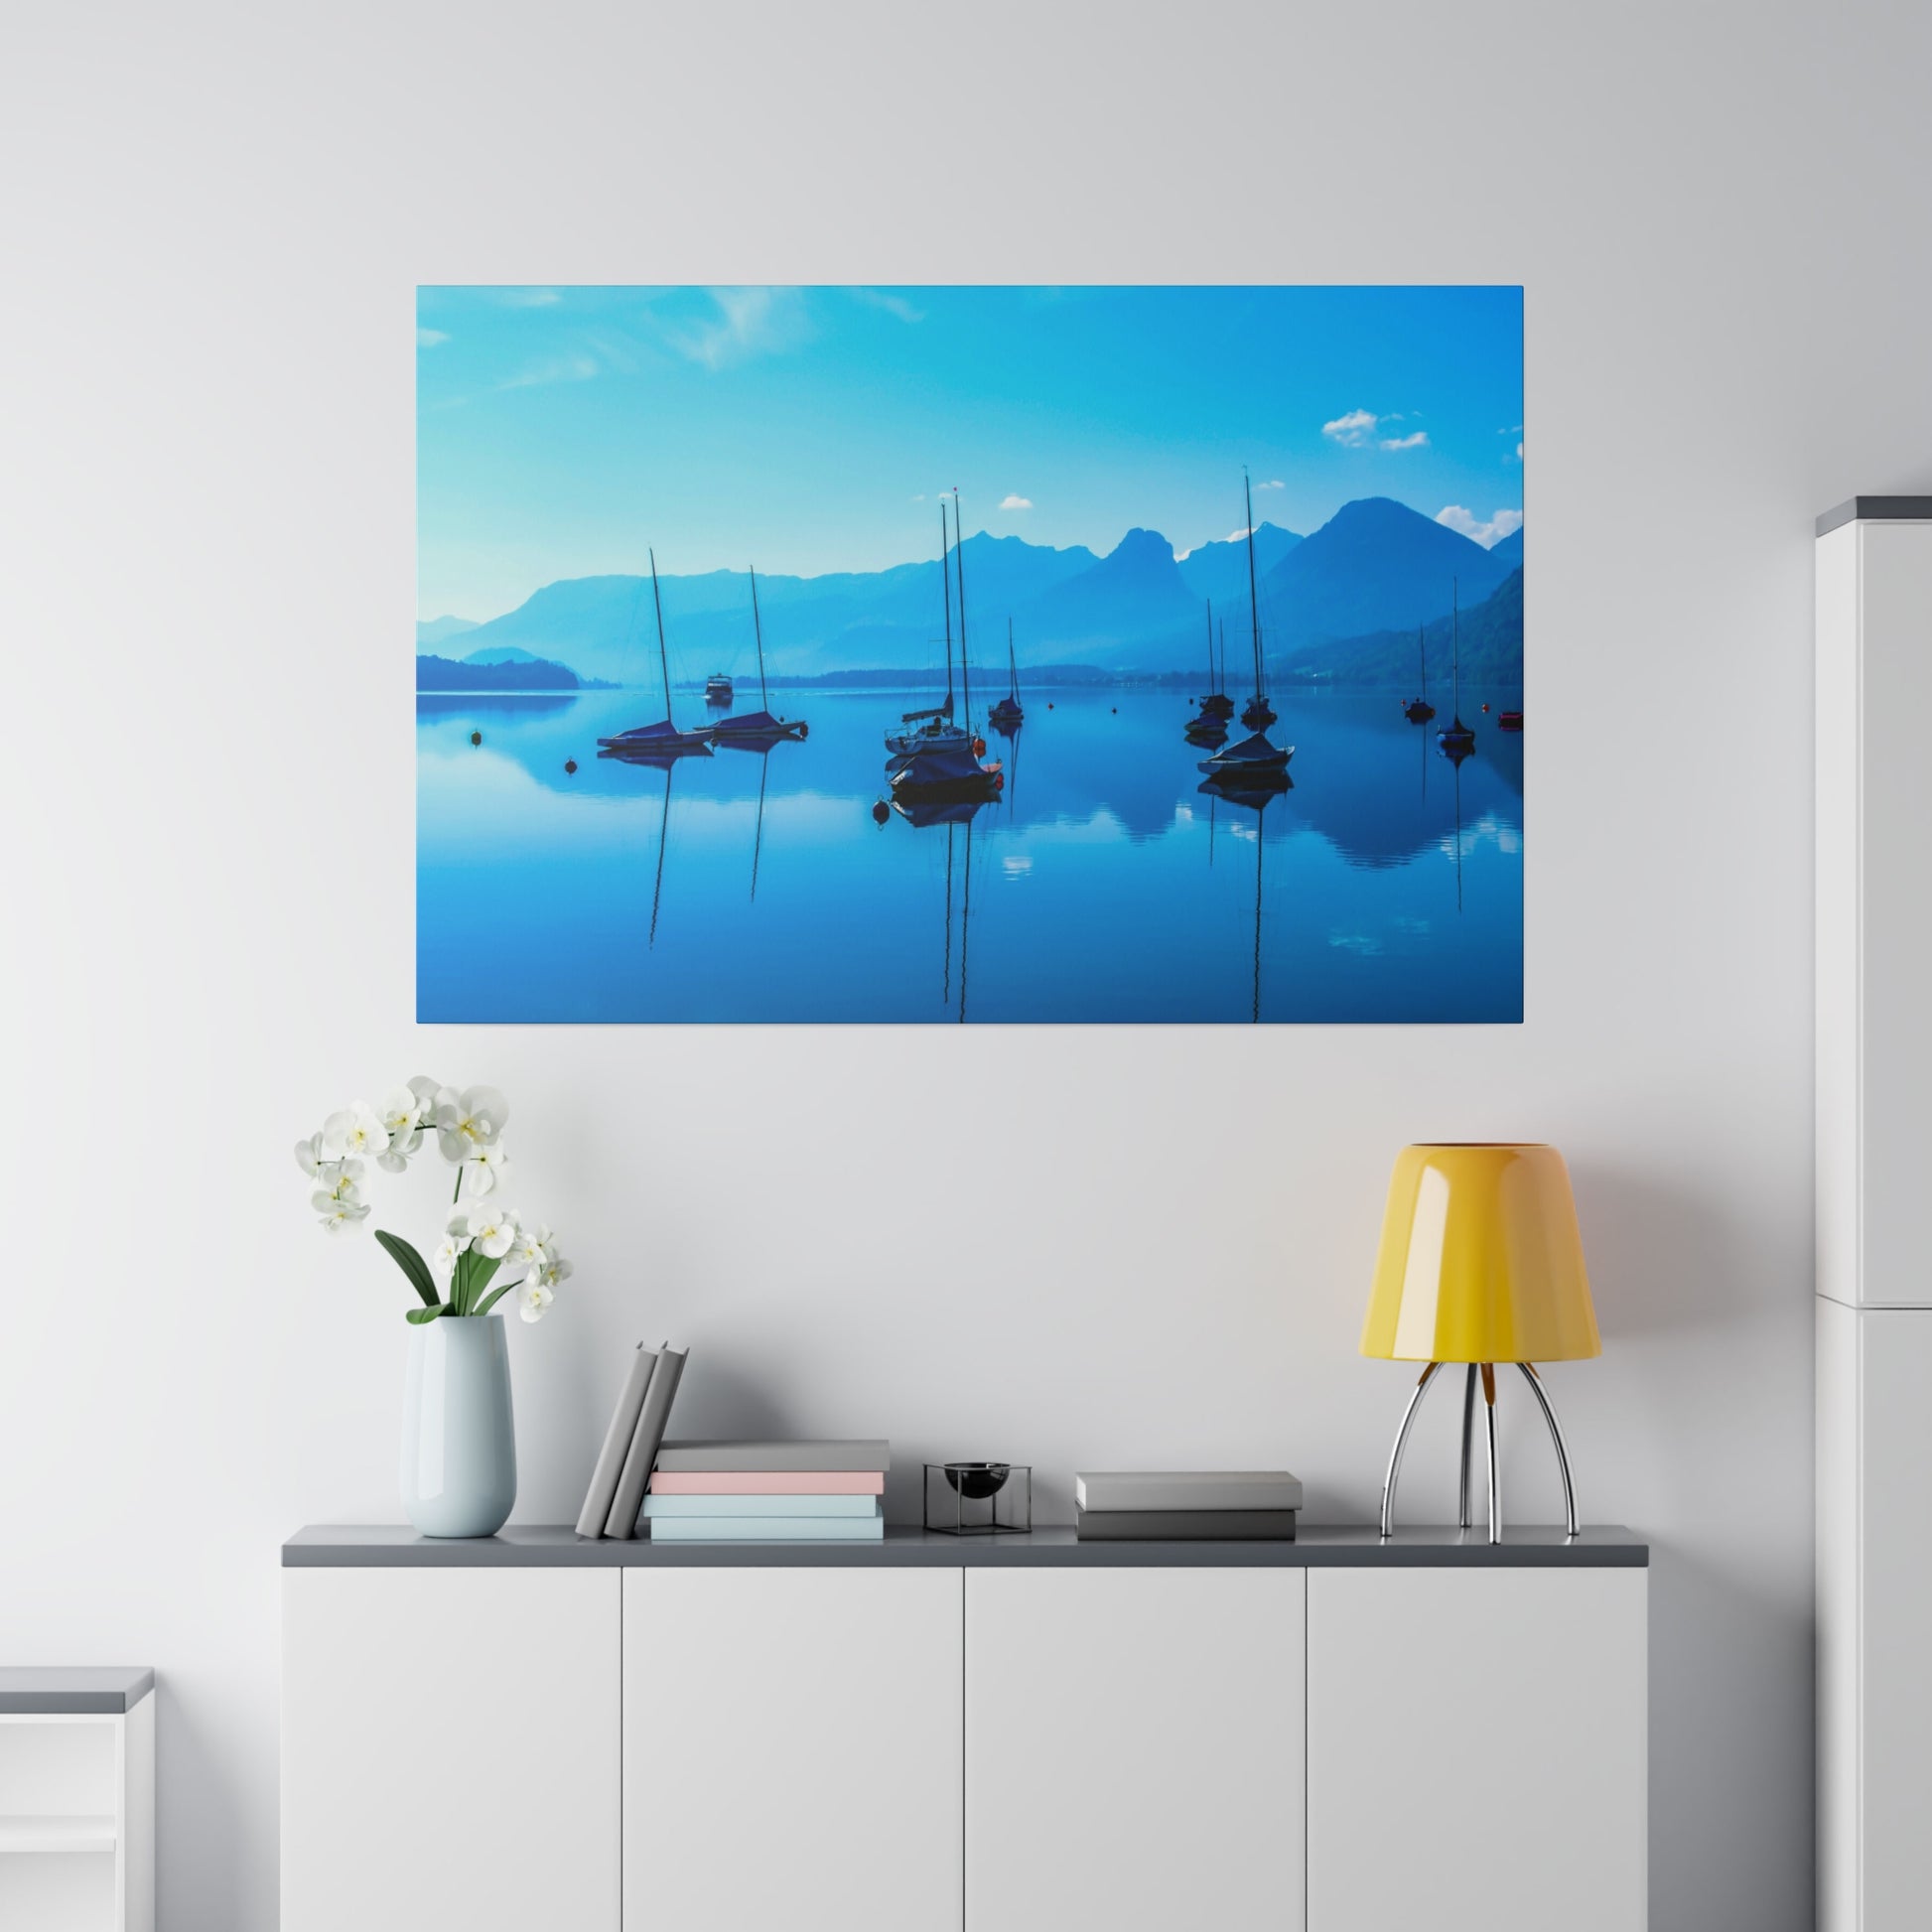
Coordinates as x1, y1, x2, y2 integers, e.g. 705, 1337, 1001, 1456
647, 1469, 886, 1495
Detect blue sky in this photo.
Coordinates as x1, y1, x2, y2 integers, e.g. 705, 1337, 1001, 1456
417, 286, 1523, 623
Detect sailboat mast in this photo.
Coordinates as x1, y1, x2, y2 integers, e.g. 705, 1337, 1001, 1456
1418, 621, 1426, 696
1451, 577, 1460, 720
750, 564, 768, 709
1205, 598, 1214, 693
1243, 470, 1263, 696
1218, 618, 1226, 696
1008, 617, 1018, 701
940, 500, 954, 712
954, 487, 970, 722
649, 548, 672, 719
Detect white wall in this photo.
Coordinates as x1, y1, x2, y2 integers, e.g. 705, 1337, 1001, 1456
3, 2, 1927, 1925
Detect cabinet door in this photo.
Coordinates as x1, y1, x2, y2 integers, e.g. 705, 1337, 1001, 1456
1307, 1568, 1645, 1932
282, 1568, 621, 1932
965, 1567, 1306, 1932
1861, 1308, 1932, 1925
623, 1567, 962, 1932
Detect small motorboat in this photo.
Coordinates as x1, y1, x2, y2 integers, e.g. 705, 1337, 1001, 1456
705, 673, 734, 706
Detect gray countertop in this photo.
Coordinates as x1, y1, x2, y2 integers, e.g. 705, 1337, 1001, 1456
0, 1667, 154, 1714
1817, 495, 1932, 535
286, 1524, 1646, 1569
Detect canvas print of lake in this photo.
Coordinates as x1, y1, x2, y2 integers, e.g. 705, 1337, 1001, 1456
417, 286, 1524, 1024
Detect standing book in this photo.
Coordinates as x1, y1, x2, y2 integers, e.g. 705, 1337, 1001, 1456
604, 1344, 688, 1539
574, 1342, 657, 1539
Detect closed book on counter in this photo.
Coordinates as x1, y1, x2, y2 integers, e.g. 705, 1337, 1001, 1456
1075, 1507, 1299, 1542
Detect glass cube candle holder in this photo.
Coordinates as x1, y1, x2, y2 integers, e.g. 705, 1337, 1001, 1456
924, 1462, 1032, 1535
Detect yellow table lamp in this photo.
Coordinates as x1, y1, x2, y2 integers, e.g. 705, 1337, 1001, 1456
1363, 1144, 1598, 1543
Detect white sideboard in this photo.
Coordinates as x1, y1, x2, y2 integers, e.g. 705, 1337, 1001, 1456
0, 1669, 154, 1932
283, 1525, 1646, 1932
1815, 500, 1932, 1932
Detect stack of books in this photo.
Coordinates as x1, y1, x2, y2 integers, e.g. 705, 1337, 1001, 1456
576, 1341, 691, 1541
1073, 1470, 1303, 1540
642, 1441, 890, 1543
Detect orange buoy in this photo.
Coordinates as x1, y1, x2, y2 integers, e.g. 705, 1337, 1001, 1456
972, 736, 987, 758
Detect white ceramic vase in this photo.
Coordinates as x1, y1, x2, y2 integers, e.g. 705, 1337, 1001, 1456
400, 1315, 517, 1538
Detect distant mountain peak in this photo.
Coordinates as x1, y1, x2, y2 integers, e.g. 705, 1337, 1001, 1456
1106, 527, 1175, 563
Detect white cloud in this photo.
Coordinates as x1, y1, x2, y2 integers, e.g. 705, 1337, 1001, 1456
1379, 430, 1429, 452
1254, 478, 1285, 490
1435, 505, 1524, 548
500, 289, 561, 308
416, 327, 449, 348
852, 288, 924, 324
999, 493, 1033, 510
910, 492, 926, 502
1322, 408, 1380, 448
658, 287, 808, 371
496, 352, 600, 392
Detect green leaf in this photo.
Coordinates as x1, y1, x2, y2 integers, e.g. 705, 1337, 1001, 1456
404, 1303, 447, 1325
374, 1229, 440, 1309
465, 1253, 503, 1313
474, 1279, 517, 1318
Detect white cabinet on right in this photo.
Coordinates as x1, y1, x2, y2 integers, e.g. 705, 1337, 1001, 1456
1307, 1566, 1647, 1932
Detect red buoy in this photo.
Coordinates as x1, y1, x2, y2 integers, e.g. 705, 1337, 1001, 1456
972, 736, 987, 758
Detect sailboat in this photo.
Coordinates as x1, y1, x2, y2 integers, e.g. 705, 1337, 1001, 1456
1404, 621, 1436, 723
989, 618, 1024, 731
712, 566, 807, 744
894, 489, 1002, 799
1437, 578, 1476, 757
1196, 598, 1234, 722
1238, 478, 1278, 731
887, 499, 972, 760
1202, 475, 1293, 779
597, 550, 717, 759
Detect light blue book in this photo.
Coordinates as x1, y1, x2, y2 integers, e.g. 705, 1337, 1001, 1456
647, 1515, 887, 1543
640, 1493, 882, 1520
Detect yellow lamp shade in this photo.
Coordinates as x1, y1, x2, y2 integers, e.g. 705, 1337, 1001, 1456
1361, 1145, 1599, 1364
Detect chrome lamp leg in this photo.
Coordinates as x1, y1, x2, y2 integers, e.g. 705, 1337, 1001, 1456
1481, 1362, 1501, 1544
1378, 1361, 1442, 1539
1518, 1362, 1580, 1537
1457, 1365, 1477, 1529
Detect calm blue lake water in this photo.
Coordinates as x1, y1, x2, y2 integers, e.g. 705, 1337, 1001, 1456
417, 686, 1523, 1023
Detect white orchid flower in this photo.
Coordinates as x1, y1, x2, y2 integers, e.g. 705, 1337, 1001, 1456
321, 1101, 388, 1163
315, 1191, 370, 1235
407, 1074, 442, 1112
312, 1159, 365, 1204
466, 1206, 518, 1260
432, 1234, 462, 1279
293, 1133, 328, 1179
460, 1144, 513, 1198
509, 1221, 552, 1269
435, 1085, 508, 1163
517, 1282, 555, 1324
377, 1129, 421, 1174
532, 1252, 573, 1294
378, 1085, 424, 1137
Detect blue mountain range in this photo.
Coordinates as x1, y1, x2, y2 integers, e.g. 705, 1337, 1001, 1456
433, 499, 1518, 684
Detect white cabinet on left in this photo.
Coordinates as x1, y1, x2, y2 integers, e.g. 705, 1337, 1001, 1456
282, 1568, 621, 1932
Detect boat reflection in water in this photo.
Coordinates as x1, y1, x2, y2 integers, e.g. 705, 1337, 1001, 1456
1199, 766, 1294, 1023
882, 792, 988, 1022
596, 739, 702, 949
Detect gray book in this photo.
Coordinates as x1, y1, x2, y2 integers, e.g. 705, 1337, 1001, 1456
574, 1343, 658, 1539
1074, 1507, 1298, 1541
1075, 1470, 1305, 1513
652, 1439, 890, 1474
605, 1345, 689, 1539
